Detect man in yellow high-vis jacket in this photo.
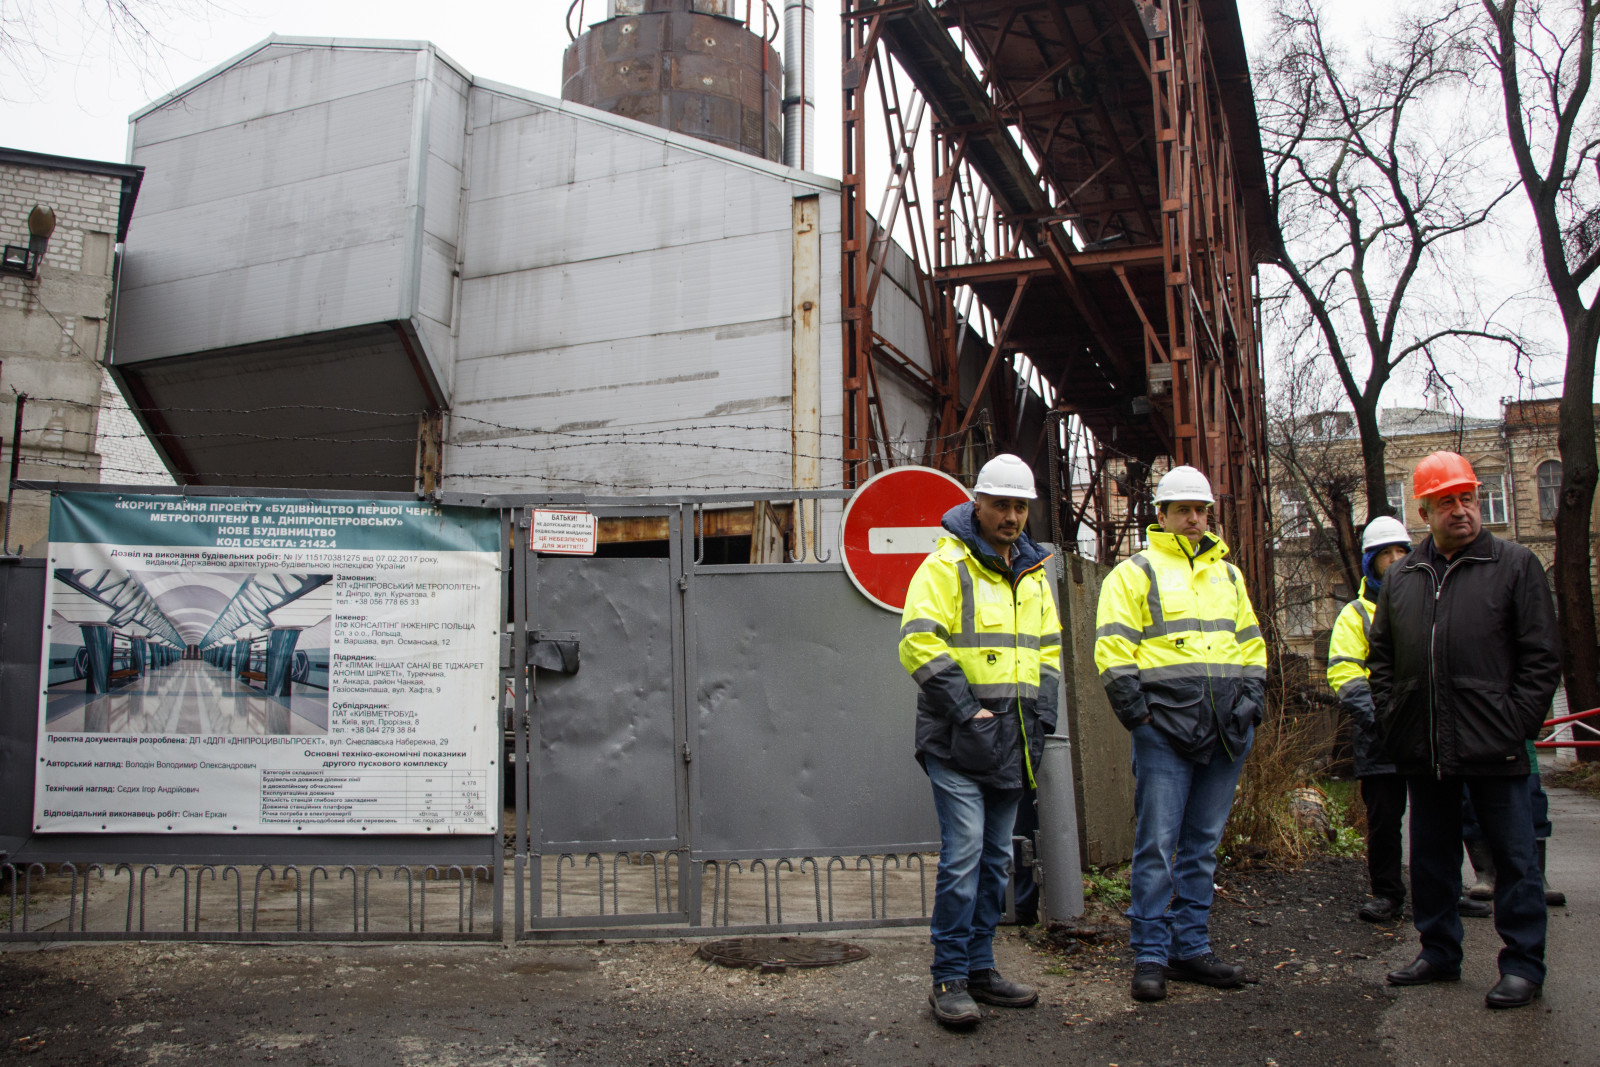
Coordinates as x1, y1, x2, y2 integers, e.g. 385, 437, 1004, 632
1093, 465, 1266, 1003
899, 454, 1061, 1028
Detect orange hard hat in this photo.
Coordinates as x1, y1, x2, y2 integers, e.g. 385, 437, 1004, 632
1412, 451, 1480, 499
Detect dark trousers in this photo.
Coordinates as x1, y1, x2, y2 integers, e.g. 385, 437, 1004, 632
1360, 773, 1408, 904
1408, 775, 1547, 983
1463, 773, 1553, 840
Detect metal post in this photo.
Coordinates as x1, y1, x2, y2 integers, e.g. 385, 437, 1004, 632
4, 393, 26, 555
1035, 732, 1085, 922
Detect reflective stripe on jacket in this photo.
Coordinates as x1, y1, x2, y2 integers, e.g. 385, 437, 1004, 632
899, 504, 1062, 790
1327, 578, 1393, 777
1093, 526, 1266, 763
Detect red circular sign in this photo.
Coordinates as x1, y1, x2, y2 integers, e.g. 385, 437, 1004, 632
840, 466, 972, 612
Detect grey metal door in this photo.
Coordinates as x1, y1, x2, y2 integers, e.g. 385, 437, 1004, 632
517, 507, 690, 931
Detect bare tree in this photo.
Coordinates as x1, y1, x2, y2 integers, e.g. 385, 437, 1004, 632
1, 0, 217, 98
1258, 0, 1524, 526
1268, 354, 1366, 600
1480, 0, 1600, 753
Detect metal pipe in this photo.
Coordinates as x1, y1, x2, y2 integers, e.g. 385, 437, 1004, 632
5, 393, 26, 554
1035, 733, 1085, 922
782, 0, 814, 169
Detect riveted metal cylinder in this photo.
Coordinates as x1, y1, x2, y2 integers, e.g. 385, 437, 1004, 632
563, 0, 784, 163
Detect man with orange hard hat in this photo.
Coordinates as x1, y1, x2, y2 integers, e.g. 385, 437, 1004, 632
1367, 451, 1560, 1009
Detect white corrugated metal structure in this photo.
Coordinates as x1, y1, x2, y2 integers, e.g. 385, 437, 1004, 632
115, 37, 937, 524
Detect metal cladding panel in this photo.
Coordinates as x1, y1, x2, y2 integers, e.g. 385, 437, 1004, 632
424, 150, 464, 250
116, 239, 408, 365
417, 234, 457, 326
456, 229, 788, 359
131, 44, 422, 152
447, 308, 794, 490
426, 64, 470, 172
692, 568, 936, 855
473, 108, 579, 194
120, 162, 410, 291
532, 558, 680, 848
463, 159, 801, 280
131, 81, 418, 215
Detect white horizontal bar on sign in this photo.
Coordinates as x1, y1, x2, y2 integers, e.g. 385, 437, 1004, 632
867, 526, 944, 554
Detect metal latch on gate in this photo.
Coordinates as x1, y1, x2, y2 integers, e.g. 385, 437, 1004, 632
531, 630, 580, 674
500, 630, 581, 673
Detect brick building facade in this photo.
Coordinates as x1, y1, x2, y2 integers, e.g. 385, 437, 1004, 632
0, 148, 168, 555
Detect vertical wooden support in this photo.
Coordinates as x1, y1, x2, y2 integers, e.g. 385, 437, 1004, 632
414, 409, 443, 496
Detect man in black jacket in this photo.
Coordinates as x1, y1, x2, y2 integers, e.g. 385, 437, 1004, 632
1368, 451, 1561, 1010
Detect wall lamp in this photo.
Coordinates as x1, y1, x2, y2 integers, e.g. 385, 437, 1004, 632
1, 206, 57, 279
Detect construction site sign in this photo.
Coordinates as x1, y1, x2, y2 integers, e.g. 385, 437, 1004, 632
33, 491, 502, 836
529, 509, 599, 555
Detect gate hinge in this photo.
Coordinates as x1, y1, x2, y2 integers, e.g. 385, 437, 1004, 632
678, 574, 689, 592
681, 742, 692, 763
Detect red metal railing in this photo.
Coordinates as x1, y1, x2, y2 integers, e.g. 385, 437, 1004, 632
1535, 706, 1600, 748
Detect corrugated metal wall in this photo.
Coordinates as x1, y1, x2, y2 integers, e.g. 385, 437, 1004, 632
114, 37, 939, 523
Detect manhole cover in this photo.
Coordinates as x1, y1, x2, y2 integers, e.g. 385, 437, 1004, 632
696, 936, 871, 973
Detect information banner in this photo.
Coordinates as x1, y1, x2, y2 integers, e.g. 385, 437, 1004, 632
34, 492, 502, 835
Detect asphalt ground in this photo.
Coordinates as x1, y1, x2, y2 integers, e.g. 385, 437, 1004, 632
0, 784, 1594, 1066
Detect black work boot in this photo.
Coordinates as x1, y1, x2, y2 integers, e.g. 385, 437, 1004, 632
1458, 895, 1492, 918
1536, 840, 1565, 906
929, 979, 981, 1027
1358, 897, 1403, 923
966, 968, 1039, 1008
1131, 961, 1167, 1002
1465, 838, 1496, 901
1166, 952, 1245, 989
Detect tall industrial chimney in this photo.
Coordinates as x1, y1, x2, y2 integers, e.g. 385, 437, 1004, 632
563, 0, 784, 163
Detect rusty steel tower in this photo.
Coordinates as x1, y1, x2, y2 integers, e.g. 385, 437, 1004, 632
840, 0, 1274, 592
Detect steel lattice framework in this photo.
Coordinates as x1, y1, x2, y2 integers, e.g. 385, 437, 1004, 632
841, 0, 1274, 593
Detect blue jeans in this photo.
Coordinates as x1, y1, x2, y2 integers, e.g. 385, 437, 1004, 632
1409, 775, 1546, 983
1127, 722, 1252, 964
925, 754, 1022, 982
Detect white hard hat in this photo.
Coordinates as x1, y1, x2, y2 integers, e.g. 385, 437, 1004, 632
973, 454, 1037, 500
1361, 515, 1412, 553
1152, 465, 1214, 505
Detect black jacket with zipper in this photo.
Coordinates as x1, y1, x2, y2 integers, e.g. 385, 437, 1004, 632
1367, 528, 1560, 777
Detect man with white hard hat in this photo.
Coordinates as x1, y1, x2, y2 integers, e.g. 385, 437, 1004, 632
1328, 515, 1415, 923
899, 454, 1062, 1027
1093, 464, 1267, 1003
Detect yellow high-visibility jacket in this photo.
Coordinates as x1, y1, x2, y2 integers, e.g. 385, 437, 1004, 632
899, 503, 1062, 789
1328, 578, 1393, 776
1094, 527, 1266, 762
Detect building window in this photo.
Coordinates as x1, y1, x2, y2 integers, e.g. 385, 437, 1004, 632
1386, 478, 1405, 514
1479, 470, 1508, 525
1281, 491, 1309, 538
1285, 584, 1314, 637
1538, 460, 1563, 521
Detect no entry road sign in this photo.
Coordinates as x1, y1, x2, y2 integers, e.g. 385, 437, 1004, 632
840, 466, 972, 612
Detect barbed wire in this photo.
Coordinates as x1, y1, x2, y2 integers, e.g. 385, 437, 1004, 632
2, 392, 1163, 494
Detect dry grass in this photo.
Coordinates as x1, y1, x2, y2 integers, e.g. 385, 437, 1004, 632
1547, 760, 1600, 797
1223, 691, 1336, 868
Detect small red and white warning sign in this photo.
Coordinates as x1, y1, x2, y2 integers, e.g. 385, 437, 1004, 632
530, 509, 598, 555
840, 466, 972, 612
